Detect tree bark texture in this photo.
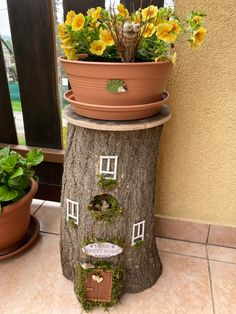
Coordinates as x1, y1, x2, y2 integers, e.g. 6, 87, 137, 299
60, 122, 163, 294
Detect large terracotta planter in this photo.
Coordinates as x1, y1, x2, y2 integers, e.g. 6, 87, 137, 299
59, 56, 173, 120
0, 179, 38, 254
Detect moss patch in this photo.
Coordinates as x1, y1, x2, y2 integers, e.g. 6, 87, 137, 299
67, 217, 77, 230
75, 261, 123, 312
133, 240, 144, 247
88, 194, 123, 223
97, 174, 118, 191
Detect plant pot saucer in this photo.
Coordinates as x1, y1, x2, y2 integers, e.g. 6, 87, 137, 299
0, 215, 40, 260
64, 90, 169, 121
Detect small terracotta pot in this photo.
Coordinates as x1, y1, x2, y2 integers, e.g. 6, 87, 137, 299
0, 179, 38, 253
59, 57, 173, 106
64, 89, 169, 121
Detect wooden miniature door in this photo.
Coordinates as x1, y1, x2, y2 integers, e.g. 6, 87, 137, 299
86, 271, 112, 302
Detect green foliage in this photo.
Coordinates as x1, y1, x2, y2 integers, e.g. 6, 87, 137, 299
0, 147, 44, 213
59, 5, 206, 63
67, 217, 77, 229
75, 261, 123, 312
106, 80, 127, 94
88, 194, 123, 223
97, 174, 118, 191
133, 240, 144, 247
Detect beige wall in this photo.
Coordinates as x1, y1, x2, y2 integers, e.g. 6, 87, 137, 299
156, 0, 236, 226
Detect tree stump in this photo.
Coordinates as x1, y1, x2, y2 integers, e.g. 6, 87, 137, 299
60, 106, 170, 309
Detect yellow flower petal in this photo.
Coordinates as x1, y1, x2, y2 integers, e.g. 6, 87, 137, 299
170, 20, 181, 35
65, 10, 76, 26
72, 13, 85, 31
92, 7, 102, 20
117, 4, 129, 17
192, 15, 203, 25
141, 5, 158, 21
61, 37, 72, 48
58, 23, 67, 40
87, 8, 95, 17
89, 40, 106, 56
190, 27, 206, 48
156, 23, 177, 43
64, 48, 78, 60
99, 29, 114, 46
142, 23, 156, 38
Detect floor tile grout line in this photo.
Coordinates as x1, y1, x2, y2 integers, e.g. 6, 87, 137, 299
209, 258, 236, 266
207, 243, 236, 250
156, 235, 207, 246
206, 246, 216, 314
157, 235, 236, 251
33, 200, 46, 215
206, 225, 211, 244
159, 249, 207, 261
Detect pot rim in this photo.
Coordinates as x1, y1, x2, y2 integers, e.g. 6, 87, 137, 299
64, 90, 169, 109
59, 56, 171, 66
1, 178, 38, 214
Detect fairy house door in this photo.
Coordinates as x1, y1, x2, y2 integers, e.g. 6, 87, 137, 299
85, 271, 112, 302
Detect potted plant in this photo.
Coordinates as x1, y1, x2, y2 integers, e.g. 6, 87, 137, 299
58, 4, 206, 120
0, 146, 44, 254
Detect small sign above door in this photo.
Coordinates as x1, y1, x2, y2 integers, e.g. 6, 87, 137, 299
82, 242, 123, 258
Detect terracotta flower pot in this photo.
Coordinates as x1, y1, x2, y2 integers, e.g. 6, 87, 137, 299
0, 179, 38, 253
59, 56, 173, 107
64, 89, 169, 121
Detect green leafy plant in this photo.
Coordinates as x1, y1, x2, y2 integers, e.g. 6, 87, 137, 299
58, 4, 206, 62
97, 174, 118, 191
75, 261, 123, 312
88, 194, 123, 223
0, 146, 44, 213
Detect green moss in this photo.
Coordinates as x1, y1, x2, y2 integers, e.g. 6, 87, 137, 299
133, 240, 144, 247
75, 261, 123, 312
88, 194, 123, 223
67, 217, 77, 229
97, 174, 118, 191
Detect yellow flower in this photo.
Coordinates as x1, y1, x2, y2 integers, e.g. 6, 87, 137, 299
65, 10, 76, 26
72, 13, 85, 31
87, 8, 95, 17
156, 23, 177, 43
141, 5, 158, 21
99, 29, 114, 46
61, 37, 72, 49
89, 40, 106, 56
58, 23, 67, 40
170, 20, 181, 35
190, 27, 206, 48
133, 12, 141, 24
90, 19, 100, 29
117, 4, 129, 17
192, 15, 203, 25
142, 23, 156, 38
92, 7, 102, 20
64, 48, 78, 60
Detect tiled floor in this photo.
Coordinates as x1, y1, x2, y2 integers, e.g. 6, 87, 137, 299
1, 200, 236, 314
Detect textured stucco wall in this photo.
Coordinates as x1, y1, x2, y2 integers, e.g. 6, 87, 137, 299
156, 0, 236, 226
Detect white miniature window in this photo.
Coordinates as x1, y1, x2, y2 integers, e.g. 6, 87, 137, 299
66, 199, 79, 225
99, 156, 118, 179
132, 220, 145, 246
